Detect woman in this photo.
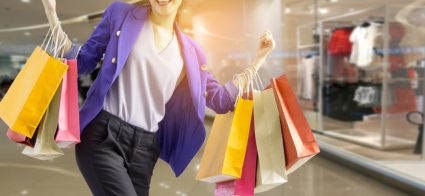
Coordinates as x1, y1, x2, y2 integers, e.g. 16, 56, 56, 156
41, 0, 275, 195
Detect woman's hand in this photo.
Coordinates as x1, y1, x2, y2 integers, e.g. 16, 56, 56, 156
41, 0, 72, 57
232, 30, 276, 91
42, 0, 56, 12
253, 30, 276, 70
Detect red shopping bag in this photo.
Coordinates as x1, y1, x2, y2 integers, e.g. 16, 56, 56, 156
6, 129, 37, 147
271, 75, 320, 174
215, 118, 257, 196
55, 59, 80, 148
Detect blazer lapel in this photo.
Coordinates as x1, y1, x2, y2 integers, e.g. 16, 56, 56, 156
115, 6, 149, 79
175, 24, 201, 112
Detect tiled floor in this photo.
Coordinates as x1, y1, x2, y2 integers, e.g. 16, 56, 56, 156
0, 120, 408, 196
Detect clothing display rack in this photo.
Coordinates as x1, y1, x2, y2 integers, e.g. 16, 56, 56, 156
297, 5, 425, 156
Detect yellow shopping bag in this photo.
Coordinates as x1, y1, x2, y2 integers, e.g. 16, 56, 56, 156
0, 47, 68, 138
196, 98, 253, 183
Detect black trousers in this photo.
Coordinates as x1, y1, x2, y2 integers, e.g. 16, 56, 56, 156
75, 110, 160, 196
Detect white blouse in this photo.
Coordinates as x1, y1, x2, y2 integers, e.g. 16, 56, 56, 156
103, 17, 184, 132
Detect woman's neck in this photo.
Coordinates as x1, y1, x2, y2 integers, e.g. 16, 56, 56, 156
148, 11, 176, 33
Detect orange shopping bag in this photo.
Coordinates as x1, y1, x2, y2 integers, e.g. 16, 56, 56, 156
271, 75, 320, 174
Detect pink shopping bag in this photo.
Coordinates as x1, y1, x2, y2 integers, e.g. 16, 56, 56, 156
215, 118, 257, 196
55, 59, 80, 148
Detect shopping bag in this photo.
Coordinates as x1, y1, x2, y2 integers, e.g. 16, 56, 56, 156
6, 129, 37, 147
215, 118, 257, 196
22, 84, 64, 160
0, 46, 68, 138
253, 88, 288, 193
271, 75, 320, 174
197, 98, 253, 183
55, 59, 80, 148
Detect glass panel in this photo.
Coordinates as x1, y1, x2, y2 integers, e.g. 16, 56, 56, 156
287, 0, 425, 184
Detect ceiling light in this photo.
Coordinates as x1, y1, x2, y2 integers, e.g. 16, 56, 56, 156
20, 190, 28, 195
195, 164, 200, 170
24, 32, 31, 36
21, 0, 31, 3
319, 8, 329, 14
285, 8, 291, 14
330, 0, 338, 3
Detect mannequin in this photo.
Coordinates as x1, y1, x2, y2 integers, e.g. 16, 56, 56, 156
396, 0, 425, 112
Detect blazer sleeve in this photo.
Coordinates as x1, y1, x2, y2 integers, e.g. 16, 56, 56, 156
191, 40, 239, 114
64, 2, 116, 76
205, 72, 239, 114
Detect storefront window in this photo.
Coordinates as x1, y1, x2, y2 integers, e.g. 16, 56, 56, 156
286, 0, 425, 184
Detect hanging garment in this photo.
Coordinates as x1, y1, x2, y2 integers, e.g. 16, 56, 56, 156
298, 56, 318, 100
328, 27, 353, 55
322, 83, 374, 122
349, 22, 382, 67
354, 86, 377, 106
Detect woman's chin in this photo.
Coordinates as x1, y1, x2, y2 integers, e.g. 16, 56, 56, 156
152, 0, 176, 15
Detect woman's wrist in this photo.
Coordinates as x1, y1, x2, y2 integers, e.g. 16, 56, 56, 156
252, 56, 266, 71
42, 0, 57, 13
45, 12, 59, 26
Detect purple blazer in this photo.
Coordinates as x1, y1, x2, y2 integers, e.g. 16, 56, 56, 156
64, 2, 238, 177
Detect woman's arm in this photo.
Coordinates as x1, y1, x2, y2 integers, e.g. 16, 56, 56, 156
41, 0, 72, 56
194, 31, 275, 114
232, 30, 276, 92
41, 0, 114, 76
